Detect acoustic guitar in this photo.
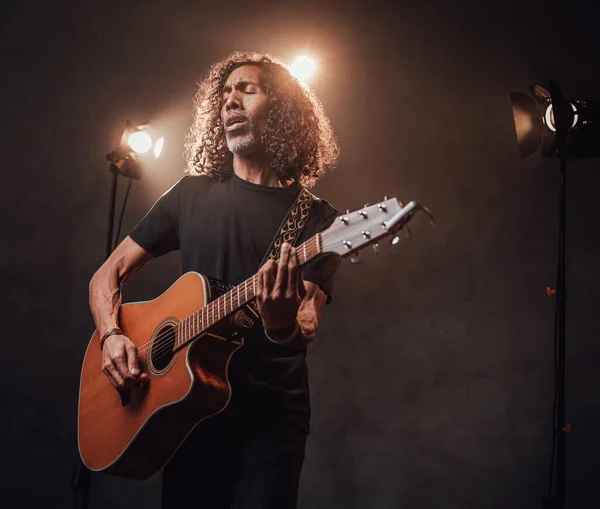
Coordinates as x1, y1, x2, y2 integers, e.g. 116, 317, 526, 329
78, 198, 433, 480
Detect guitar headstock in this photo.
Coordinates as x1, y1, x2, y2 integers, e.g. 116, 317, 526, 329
321, 199, 434, 258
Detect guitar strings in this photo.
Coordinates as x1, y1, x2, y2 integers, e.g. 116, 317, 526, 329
143, 233, 334, 360
140, 235, 323, 361
137, 236, 320, 360
125, 236, 320, 363
139, 232, 355, 361
143, 235, 321, 360
137, 272, 258, 359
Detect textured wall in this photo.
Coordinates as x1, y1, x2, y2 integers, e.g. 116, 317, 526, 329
2, 1, 599, 507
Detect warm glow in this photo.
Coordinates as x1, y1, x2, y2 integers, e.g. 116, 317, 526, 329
290, 56, 316, 81
128, 131, 152, 154
154, 136, 164, 159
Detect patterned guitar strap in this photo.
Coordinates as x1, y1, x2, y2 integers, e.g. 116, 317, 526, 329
233, 186, 317, 329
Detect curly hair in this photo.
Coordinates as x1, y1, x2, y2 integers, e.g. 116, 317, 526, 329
185, 51, 339, 188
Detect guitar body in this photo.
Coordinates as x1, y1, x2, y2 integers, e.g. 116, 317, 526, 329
77, 272, 244, 480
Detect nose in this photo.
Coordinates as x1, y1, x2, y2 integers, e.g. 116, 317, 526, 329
225, 89, 242, 111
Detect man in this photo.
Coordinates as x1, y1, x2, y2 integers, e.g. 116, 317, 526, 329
89, 51, 340, 508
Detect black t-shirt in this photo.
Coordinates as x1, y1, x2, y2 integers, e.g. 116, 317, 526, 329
128, 172, 340, 432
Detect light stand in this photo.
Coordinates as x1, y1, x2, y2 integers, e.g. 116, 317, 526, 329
105, 148, 144, 256
511, 80, 600, 509
553, 152, 567, 509
550, 78, 573, 509
107, 171, 118, 258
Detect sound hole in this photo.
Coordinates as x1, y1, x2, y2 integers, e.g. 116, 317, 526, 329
151, 324, 176, 371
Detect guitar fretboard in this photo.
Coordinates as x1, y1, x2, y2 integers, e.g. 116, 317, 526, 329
174, 234, 323, 349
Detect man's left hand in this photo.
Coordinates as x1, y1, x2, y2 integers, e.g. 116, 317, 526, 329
256, 242, 306, 334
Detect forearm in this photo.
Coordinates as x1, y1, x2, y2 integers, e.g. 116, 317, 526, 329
88, 237, 152, 337
89, 266, 123, 338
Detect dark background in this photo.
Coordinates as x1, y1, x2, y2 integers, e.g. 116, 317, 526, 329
2, 0, 599, 507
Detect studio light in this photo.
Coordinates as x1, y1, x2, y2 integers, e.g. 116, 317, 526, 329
106, 122, 164, 180
122, 123, 164, 159
290, 56, 316, 81
510, 81, 600, 509
510, 81, 600, 159
104, 121, 164, 257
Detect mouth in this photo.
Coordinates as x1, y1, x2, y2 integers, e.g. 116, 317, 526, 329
226, 121, 248, 133
225, 114, 249, 132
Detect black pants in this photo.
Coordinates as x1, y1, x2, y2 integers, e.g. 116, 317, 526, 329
161, 412, 308, 509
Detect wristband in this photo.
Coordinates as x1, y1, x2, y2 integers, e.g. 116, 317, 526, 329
99, 327, 123, 350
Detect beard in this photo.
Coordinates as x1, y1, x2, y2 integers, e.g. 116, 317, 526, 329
225, 115, 262, 155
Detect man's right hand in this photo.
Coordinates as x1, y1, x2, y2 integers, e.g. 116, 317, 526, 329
101, 334, 148, 389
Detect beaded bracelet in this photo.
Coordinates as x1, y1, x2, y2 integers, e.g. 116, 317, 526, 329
99, 327, 123, 350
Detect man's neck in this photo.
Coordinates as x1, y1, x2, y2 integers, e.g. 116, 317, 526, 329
232, 153, 285, 188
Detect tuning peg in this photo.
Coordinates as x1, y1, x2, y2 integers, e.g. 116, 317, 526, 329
390, 226, 412, 245
363, 203, 370, 208
350, 253, 362, 264
383, 196, 388, 200
372, 243, 380, 254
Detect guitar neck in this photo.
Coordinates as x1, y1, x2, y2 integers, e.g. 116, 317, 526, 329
174, 233, 324, 349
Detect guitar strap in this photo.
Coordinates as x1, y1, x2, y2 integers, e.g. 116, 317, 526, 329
258, 186, 317, 268
233, 186, 317, 329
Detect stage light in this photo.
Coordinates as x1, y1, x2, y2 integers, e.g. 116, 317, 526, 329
106, 122, 164, 180
103, 121, 164, 257
124, 124, 164, 159
290, 56, 316, 81
510, 81, 600, 158
128, 131, 152, 154
510, 80, 600, 509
